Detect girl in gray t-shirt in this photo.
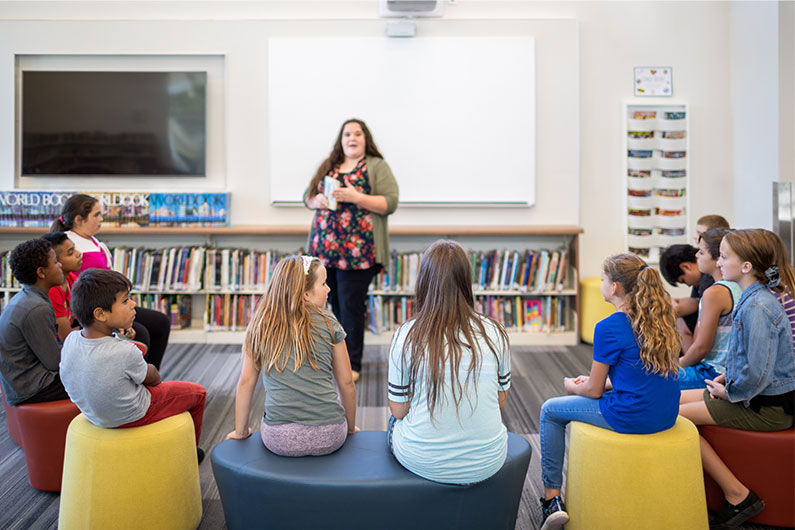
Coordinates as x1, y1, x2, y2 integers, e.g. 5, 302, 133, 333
225, 255, 358, 456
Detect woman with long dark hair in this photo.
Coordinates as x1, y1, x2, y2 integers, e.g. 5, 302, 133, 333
304, 119, 399, 381
51, 194, 171, 369
386, 240, 511, 484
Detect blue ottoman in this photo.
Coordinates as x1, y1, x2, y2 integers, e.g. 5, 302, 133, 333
211, 430, 532, 530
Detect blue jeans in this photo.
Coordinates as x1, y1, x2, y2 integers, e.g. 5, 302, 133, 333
678, 362, 720, 390
540, 395, 613, 490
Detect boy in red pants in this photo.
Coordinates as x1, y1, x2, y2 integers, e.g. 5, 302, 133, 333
60, 268, 206, 462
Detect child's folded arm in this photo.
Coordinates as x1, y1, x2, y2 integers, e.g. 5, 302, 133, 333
143, 364, 161, 386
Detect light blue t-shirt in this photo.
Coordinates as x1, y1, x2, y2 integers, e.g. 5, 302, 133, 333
387, 316, 511, 484
698, 279, 743, 373
60, 331, 151, 428
594, 312, 679, 434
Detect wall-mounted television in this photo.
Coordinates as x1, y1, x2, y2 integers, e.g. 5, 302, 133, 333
21, 71, 206, 177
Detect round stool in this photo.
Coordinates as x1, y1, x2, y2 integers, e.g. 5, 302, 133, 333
578, 276, 615, 344
565, 417, 707, 530
58, 412, 202, 530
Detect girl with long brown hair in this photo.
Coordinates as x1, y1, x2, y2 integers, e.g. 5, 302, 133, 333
386, 240, 511, 485
538, 253, 681, 530
226, 255, 358, 456
304, 119, 399, 382
680, 229, 794, 529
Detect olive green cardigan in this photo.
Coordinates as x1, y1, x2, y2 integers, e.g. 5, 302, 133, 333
304, 156, 399, 266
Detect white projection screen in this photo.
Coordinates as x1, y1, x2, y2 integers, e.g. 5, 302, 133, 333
268, 36, 535, 206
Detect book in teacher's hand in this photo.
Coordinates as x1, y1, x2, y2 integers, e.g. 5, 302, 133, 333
324, 176, 339, 210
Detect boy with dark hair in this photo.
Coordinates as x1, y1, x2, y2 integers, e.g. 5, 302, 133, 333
0, 239, 67, 405
41, 232, 82, 341
60, 268, 206, 462
659, 244, 713, 351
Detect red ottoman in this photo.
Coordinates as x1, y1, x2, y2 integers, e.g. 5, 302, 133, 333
10, 397, 81, 491
699, 425, 795, 527
2, 390, 23, 446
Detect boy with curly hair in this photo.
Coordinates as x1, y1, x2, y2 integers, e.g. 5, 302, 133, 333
0, 238, 67, 405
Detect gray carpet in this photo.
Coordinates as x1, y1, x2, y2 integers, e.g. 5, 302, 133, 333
0, 343, 787, 530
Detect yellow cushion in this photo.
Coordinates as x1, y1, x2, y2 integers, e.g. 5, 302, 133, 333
59, 412, 202, 530
579, 276, 615, 344
565, 416, 707, 530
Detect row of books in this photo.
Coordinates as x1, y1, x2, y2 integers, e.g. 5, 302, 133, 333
205, 294, 259, 331
112, 247, 206, 292
374, 248, 571, 293
367, 294, 571, 334
1, 245, 574, 296
130, 294, 192, 330
204, 249, 291, 292
0, 191, 229, 228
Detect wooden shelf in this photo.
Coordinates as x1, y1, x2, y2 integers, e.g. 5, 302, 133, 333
0, 224, 583, 237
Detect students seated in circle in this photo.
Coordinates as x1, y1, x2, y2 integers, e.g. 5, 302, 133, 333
538, 253, 681, 530
679, 229, 795, 529
677, 228, 742, 390
226, 255, 358, 456
51, 193, 171, 369
0, 239, 68, 405
386, 240, 511, 485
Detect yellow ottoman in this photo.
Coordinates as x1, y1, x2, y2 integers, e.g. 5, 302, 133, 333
58, 412, 202, 530
565, 417, 707, 530
579, 276, 615, 344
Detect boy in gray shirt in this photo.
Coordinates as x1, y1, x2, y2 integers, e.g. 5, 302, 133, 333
0, 238, 67, 405
60, 269, 206, 462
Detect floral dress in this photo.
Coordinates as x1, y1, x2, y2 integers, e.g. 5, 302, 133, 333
309, 158, 377, 270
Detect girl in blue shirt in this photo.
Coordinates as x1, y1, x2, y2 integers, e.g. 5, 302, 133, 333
680, 229, 795, 529
539, 254, 681, 530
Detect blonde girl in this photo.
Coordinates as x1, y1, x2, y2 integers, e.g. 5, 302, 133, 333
386, 240, 511, 485
226, 255, 358, 456
680, 229, 794, 529
539, 254, 681, 530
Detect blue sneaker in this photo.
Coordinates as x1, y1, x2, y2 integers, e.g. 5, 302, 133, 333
540, 496, 569, 530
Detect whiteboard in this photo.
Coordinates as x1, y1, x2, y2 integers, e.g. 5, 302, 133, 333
268, 36, 535, 206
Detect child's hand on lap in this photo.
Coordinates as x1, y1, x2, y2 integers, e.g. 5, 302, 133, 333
225, 427, 253, 440
705, 378, 727, 400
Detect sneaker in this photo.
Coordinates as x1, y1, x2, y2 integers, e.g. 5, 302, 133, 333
197, 447, 205, 464
709, 490, 764, 530
540, 496, 569, 530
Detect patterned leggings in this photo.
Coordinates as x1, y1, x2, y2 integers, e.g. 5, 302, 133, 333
260, 420, 347, 457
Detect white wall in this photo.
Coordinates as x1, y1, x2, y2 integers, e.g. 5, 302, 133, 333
730, 1, 779, 229
0, 0, 787, 278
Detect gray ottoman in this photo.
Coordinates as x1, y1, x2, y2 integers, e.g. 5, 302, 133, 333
211, 430, 532, 530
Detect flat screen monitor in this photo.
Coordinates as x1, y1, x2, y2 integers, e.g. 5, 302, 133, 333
21, 71, 206, 176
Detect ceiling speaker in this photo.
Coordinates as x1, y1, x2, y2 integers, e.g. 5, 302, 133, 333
379, 0, 444, 18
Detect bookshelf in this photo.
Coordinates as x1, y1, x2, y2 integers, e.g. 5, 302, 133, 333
623, 102, 689, 264
0, 225, 582, 346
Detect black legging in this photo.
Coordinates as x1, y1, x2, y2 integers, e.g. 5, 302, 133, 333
326, 266, 379, 372
131, 307, 171, 370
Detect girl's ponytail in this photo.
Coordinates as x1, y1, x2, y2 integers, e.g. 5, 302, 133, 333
604, 254, 680, 377
50, 193, 98, 233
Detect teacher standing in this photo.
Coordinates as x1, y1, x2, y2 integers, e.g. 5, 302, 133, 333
304, 119, 399, 382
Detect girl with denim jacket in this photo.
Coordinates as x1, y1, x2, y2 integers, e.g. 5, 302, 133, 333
680, 229, 795, 529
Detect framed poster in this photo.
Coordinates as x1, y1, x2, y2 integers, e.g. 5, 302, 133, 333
634, 67, 673, 97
